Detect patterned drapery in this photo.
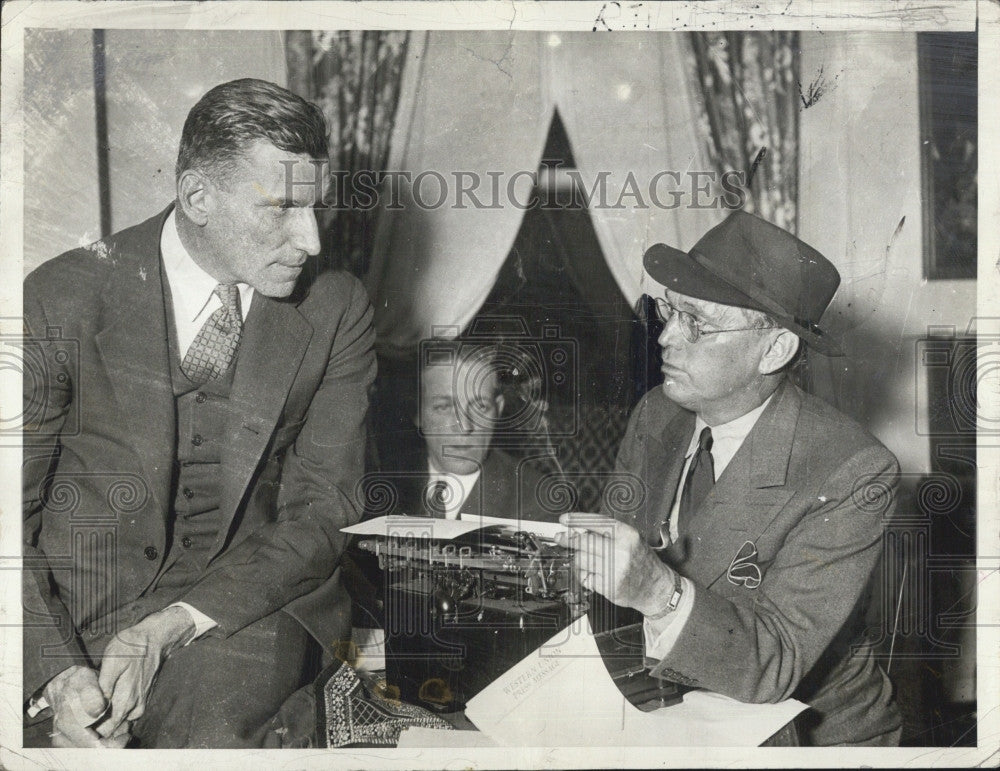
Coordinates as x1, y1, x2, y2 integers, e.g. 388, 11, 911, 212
285, 30, 409, 276
685, 31, 817, 391
686, 32, 800, 233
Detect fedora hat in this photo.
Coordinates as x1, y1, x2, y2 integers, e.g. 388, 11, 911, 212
643, 210, 842, 355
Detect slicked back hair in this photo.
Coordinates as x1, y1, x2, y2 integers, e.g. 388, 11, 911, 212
176, 78, 328, 183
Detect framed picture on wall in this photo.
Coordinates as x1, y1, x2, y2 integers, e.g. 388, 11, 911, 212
918, 32, 977, 280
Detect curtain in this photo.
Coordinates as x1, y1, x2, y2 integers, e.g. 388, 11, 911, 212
547, 32, 722, 305
363, 32, 552, 356
684, 31, 814, 390
285, 30, 409, 277
686, 32, 800, 233
365, 32, 717, 353
286, 31, 802, 351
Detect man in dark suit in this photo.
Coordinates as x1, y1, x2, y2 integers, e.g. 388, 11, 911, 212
559, 211, 901, 745
22, 78, 376, 748
403, 337, 562, 523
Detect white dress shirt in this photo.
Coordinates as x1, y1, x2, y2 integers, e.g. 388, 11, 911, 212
161, 209, 254, 643
160, 209, 254, 357
427, 459, 481, 519
644, 393, 775, 658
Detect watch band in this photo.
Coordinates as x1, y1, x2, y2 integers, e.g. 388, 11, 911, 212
645, 570, 683, 621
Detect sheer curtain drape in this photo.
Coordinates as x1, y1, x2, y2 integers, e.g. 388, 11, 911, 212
365, 32, 719, 353
287, 31, 803, 358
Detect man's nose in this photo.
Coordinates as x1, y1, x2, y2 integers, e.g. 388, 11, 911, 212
657, 318, 684, 349
455, 408, 476, 434
290, 207, 321, 256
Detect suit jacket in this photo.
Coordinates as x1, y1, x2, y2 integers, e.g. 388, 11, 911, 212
392, 449, 565, 523
22, 206, 376, 698
612, 380, 900, 746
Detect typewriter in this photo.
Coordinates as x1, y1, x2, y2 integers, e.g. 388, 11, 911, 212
352, 523, 689, 712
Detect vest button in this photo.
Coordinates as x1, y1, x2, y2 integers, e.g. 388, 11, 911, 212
181, 536, 193, 549
143, 546, 158, 561
183, 487, 195, 500
191, 434, 203, 446
195, 392, 207, 403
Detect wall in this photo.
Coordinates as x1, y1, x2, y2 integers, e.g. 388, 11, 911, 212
798, 31, 976, 476
23, 30, 287, 274
102, 30, 288, 234
798, 31, 977, 707
24, 29, 102, 275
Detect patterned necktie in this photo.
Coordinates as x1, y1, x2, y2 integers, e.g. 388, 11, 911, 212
425, 480, 450, 518
180, 284, 243, 385
678, 427, 714, 535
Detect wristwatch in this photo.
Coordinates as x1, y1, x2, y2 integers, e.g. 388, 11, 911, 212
645, 569, 683, 621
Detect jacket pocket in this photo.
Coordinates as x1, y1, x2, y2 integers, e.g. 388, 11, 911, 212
270, 418, 307, 455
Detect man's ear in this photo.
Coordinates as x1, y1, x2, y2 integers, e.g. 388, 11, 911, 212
494, 392, 505, 418
176, 168, 211, 227
758, 329, 800, 375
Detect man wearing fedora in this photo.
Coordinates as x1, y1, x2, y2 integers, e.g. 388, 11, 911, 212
559, 211, 901, 746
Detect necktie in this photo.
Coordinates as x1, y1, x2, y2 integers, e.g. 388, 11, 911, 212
678, 427, 714, 535
180, 284, 243, 385
425, 480, 450, 518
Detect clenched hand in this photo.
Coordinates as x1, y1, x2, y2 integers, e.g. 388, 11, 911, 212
43, 664, 129, 748
95, 606, 196, 739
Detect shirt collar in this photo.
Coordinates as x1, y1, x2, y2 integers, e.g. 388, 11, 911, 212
427, 457, 482, 489
689, 391, 776, 455
160, 208, 253, 321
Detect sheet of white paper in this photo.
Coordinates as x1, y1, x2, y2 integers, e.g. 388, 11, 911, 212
341, 513, 570, 540
464, 616, 806, 747
396, 727, 498, 748
340, 515, 484, 539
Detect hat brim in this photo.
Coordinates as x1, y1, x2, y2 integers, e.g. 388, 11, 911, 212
643, 244, 843, 357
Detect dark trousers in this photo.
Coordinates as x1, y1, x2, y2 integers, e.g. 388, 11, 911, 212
130, 608, 312, 748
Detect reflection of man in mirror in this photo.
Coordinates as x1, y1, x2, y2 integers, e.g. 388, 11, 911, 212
413, 338, 562, 522
560, 211, 901, 746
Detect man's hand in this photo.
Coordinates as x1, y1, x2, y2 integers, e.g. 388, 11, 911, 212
556, 513, 678, 616
42, 664, 129, 748
94, 606, 196, 739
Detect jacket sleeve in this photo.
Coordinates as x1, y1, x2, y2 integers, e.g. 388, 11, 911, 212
650, 444, 899, 702
176, 276, 376, 637
21, 285, 92, 698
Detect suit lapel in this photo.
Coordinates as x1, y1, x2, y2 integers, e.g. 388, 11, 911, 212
467, 450, 513, 520
683, 381, 801, 588
461, 474, 483, 519
95, 211, 175, 521
642, 409, 694, 547
214, 293, 313, 555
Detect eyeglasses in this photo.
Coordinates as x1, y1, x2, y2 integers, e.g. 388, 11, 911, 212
652, 297, 775, 344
